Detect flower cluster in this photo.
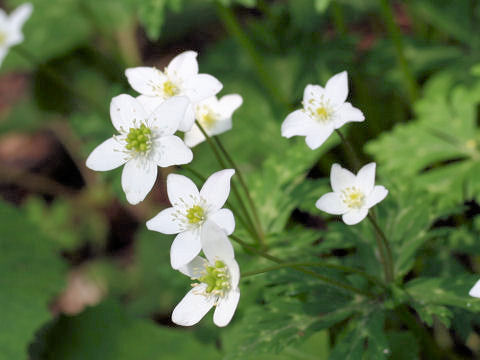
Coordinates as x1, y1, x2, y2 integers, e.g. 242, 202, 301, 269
0, 3, 33, 66
85, 50, 242, 327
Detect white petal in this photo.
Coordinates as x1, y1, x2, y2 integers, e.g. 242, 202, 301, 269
303, 84, 324, 104
146, 207, 182, 234
305, 124, 334, 149
86, 137, 127, 171
178, 103, 195, 132
200, 169, 235, 211
172, 284, 215, 326
166, 173, 200, 207
281, 110, 315, 138
342, 208, 368, 225
154, 135, 193, 167
315, 192, 347, 215
334, 102, 364, 129
469, 279, 480, 298
184, 74, 223, 103
218, 94, 243, 118
209, 208, 235, 235
225, 258, 240, 288
166, 50, 198, 81
136, 95, 164, 116
184, 124, 207, 148
213, 288, 240, 327
325, 71, 348, 106
149, 96, 189, 136
365, 186, 388, 209
8, 3, 32, 34
330, 163, 356, 193
121, 158, 157, 205
355, 162, 376, 194
125, 67, 165, 96
170, 230, 202, 269
201, 221, 234, 263
178, 256, 208, 279
110, 94, 147, 132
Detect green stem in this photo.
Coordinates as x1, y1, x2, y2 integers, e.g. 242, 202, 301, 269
230, 234, 374, 298
367, 213, 394, 282
215, 2, 289, 111
14, 46, 106, 117
335, 129, 361, 172
195, 122, 260, 242
332, 1, 347, 36
378, 0, 419, 104
212, 136, 266, 245
242, 261, 386, 288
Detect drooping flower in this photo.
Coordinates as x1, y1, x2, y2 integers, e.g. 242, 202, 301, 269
172, 221, 240, 327
469, 280, 480, 298
146, 169, 235, 269
281, 71, 364, 149
86, 94, 193, 205
0, 3, 33, 66
125, 50, 223, 132
316, 163, 388, 225
183, 94, 243, 147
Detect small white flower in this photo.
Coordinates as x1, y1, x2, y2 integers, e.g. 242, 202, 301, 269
0, 3, 33, 66
316, 163, 388, 225
469, 279, 480, 298
281, 71, 364, 149
184, 94, 243, 147
146, 169, 235, 269
86, 94, 193, 205
125, 50, 223, 132
172, 221, 240, 327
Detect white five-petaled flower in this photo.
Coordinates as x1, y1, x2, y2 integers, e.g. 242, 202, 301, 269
0, 3, 33, 66
281, 71, 365, 150
316, 163, 388, 225
184, 94, 243, 148
469, 280, 480, 298
125, 50, 223, 132
172, 221, 240, 327
146, 169, 235, 269
86, 94, 193, 205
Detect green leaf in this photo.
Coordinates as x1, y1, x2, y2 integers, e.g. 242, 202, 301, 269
386, 331, 420, 360
3, 0, 92, 71
33, 301, 221, 360
366, 71, 480, 208
329, 308, 388, 360
137, 0, 184, 41
0, 200, 66, 359
224, 269, 359, 359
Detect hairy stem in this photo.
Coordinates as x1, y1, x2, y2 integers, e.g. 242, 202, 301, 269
368, 213, 395, 282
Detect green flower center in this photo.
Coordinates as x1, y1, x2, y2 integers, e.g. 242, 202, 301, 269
125, 124, 152, 153
186, 205, 205, 224
341, 187, 365, 209
163, 80, 179, 97
197, 260, 230, 294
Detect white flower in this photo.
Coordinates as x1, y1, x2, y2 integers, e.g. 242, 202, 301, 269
125, 50, 223, 132
469, 279, 480, 298
146, 169, 235, 269
184, 94, 243, 147
86, 94, 193, 205
0, 3, 33, 66
281, 71, 364, 149
172, 221, 240, 327
316, 163, 388, 225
